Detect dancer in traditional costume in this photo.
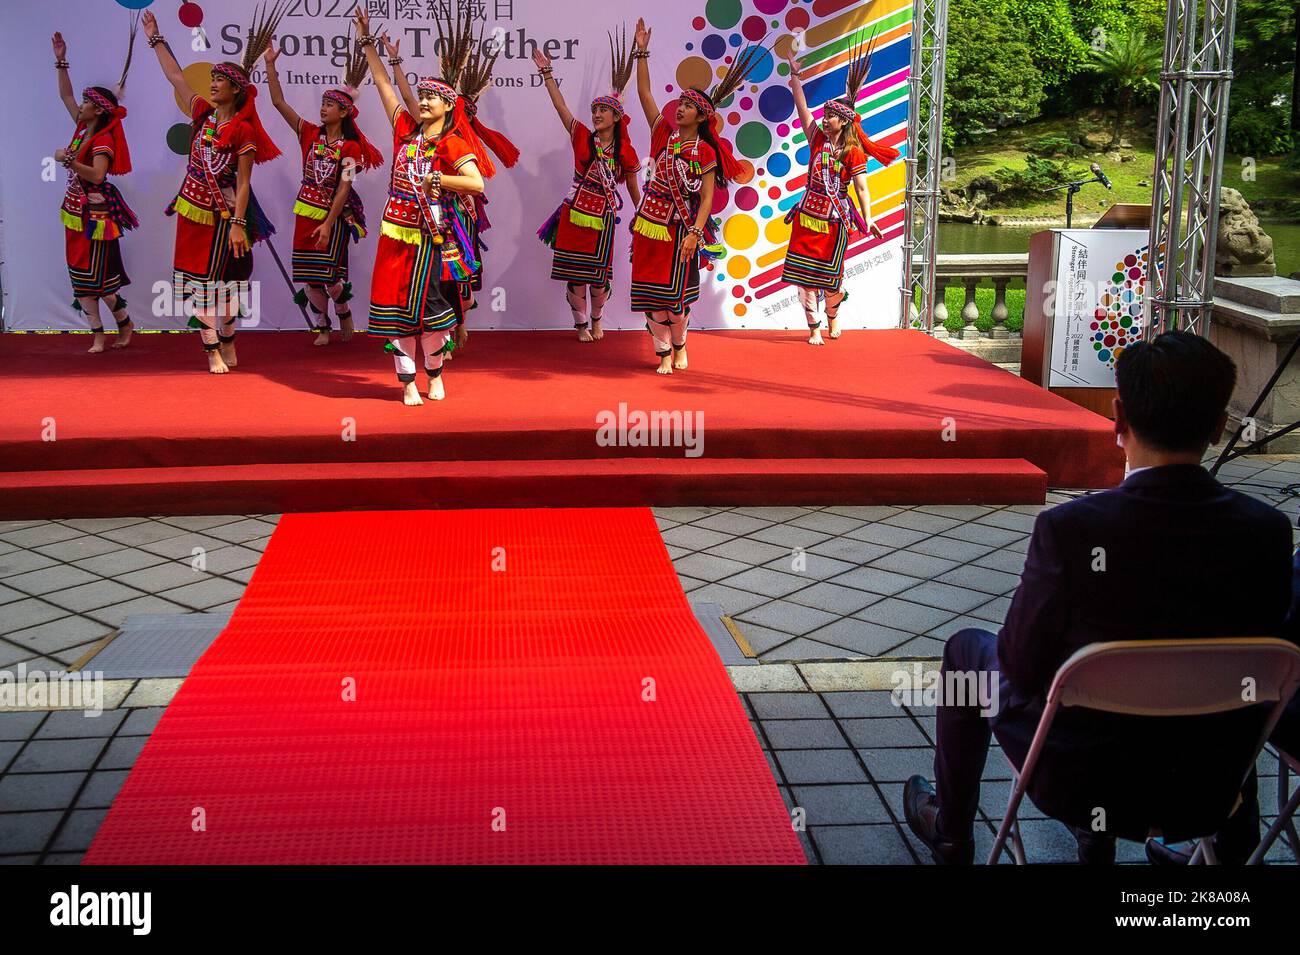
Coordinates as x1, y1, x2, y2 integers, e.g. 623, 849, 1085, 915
782, 35, 898, 344
455, 20, 520, 352
52, 24, 139, 353
352, 7, 485, 406
629, 18, 762, 374
534, 26, 642, 342
265, 38, 383, 345
380, 12, 517, 358
142, 6, 284, 374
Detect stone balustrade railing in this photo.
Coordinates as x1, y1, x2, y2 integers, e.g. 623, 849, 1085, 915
928, 253, 1029, 341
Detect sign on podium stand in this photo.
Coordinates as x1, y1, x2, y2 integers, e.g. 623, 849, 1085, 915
1021, 205, 1152, 418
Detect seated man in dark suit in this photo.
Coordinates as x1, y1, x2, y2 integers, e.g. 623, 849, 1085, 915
903, 331, 1292, 864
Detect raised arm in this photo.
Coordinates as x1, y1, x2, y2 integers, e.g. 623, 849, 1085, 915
141, 10, 196, 114
784, 49, 816, 140
353, 7, 401, 126
633, 18, 658, 129
263, 45, 303, 133
52, 33, 78, 121
531, 49, 575, 133
380, 34, 419, 119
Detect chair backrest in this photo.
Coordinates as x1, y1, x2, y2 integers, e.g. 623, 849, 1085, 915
1050, 637, 1300, 716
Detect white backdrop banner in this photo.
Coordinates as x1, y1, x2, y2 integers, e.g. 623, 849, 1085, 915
0, 0, 910, 331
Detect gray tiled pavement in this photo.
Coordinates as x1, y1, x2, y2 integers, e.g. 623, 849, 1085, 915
2, 452, 1299, 864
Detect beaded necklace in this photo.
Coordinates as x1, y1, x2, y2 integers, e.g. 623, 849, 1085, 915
668, 133, 703, 177
309, 134, 345, 186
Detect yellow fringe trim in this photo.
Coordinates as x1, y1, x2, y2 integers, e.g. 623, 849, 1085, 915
799, 212, 831, 234
292, 200, 329, 221
632, 217, 672, 242
173, 195, 216, 226
60, 210, 119, 240
380, 220, 424, 246
568, 208, 606, 231
353, 224, 367, 240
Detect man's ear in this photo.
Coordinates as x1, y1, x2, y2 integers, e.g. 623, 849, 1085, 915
1113, 397, 1127, 436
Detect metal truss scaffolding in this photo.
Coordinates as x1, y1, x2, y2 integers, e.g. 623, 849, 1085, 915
1145, 0, 1238, 338
898, 0, 949, 331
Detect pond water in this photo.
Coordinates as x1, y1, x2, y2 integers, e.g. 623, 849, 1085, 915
938, 221, 1300, 278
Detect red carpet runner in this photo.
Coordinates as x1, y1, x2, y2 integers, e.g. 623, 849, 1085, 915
85, 508, 805, 865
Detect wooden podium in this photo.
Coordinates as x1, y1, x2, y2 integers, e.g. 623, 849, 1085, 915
1021, 204, 1151, 419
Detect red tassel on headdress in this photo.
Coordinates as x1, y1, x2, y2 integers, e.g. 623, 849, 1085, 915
212, 84, 282, 164
354, 130, 384, 171
79, 107, 133, 176
347, 103, 384, 171
103, 108, 133, 175
856, 117, 900, 166
470, 115, 519, 170
447, 100, 495, 178
709, 115, 744, 181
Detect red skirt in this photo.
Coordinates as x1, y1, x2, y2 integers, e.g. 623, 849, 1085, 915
65, 228, 130, 299
291, 214, 350, 285
781, 217, 849, 292
172, 213, 252, 297
629, 220, 700, 314
366, 234, 458, 338
549, 203, 616, 287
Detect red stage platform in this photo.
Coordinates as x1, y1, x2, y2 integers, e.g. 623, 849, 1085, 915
0, 329, 1123, 517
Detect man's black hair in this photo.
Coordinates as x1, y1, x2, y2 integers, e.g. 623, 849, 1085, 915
1115, 330, 1237, 453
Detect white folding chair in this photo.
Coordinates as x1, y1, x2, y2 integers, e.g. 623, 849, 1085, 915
1249, 744, 1300, 864
987, 637, 1300, 865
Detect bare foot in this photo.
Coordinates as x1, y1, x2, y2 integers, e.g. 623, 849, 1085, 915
656, 355, 673, 375
673, 347, 688, 370
207, 351, 230, 374
219, 341, 238, 368
828, 317, 841, 339
808, 328, 825, 345
313, 330, 330, 346
428, 376, 445, 401
577, 325, 593, 342
87, 333, 107, 354
340, 315, 354, 342
590, 318, 604, 340
111, 322, 133, 349
402, 381, 423, 405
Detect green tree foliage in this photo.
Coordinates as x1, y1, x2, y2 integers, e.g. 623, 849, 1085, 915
1227, 0, 1297, 156
1086, 26, 1163, 144
944, 0, 1046, 148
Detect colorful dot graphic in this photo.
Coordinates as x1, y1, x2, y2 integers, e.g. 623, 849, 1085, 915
1090, 246, 1149, 368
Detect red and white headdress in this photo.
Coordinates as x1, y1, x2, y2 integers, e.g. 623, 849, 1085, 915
321, 39, 383, 170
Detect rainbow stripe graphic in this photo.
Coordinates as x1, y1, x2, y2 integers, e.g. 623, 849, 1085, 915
662, 0, 911, 321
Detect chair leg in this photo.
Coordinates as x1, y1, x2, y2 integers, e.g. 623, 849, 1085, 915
1193, 837, 1219, 865
1249, 773, 1300, 865
1009, 816, 1027, 865
988, 770, 1029, 865
1279, 756, 1299, 860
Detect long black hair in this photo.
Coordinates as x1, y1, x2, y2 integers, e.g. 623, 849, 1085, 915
684, 88, 730, 188
586, 113, 627, 183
